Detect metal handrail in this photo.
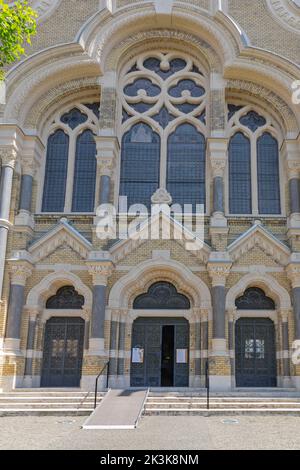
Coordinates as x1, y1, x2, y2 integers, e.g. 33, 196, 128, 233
205, 359, 210, 410
94, 361, 109, 409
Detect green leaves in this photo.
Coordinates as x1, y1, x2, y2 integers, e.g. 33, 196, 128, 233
0, 0, 37, 78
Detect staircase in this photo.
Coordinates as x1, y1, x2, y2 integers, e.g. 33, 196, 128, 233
144, 390, 300, 416
0, 389, 106, 416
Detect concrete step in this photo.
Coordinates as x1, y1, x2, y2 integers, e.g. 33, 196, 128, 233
144, 408, 300, 416
0, 390, 106, 416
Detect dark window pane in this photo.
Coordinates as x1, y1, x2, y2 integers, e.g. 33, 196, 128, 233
169, 79, 205, 98
143, 57, 186, 79
61, 108, 88, 129
42, 130, 69, 212
229, 132, 252, 214
72, 130, 96, 213
167, 123, 206, 210
120, 123, 160, 209
240, 111, 266, 132
257, 133, 281, 214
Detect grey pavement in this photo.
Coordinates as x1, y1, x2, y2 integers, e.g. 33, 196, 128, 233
0, 415, 300, 450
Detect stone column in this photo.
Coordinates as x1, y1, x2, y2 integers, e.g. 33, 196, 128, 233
208, 255, 232, 391
82, 257, 114, 389
287, 260, 300, 389
117, 315, 126, 388
0, 148, 17, 300
23, 308, 40, 387
227, 308, 236, 387
280, 309, 291, 388
15, 158, 37, 229
108, 309, 119, 388
4, 262, 33, 354
200, 309, 209, 388
96, 139, 118, 206
285, 141, 300, 250
208, 139, 229, 251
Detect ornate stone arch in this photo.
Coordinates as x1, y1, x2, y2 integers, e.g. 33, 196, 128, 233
26, 270, 93, 310
108, 258, 212, 310
226, 273, 291, 311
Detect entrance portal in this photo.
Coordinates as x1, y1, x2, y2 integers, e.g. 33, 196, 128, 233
131, 317, 189, 387
235, 318, 276, 387
41, 317, 85, 387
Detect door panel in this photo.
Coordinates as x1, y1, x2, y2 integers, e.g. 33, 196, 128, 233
131, 317, 189, 387
41, 317, 85, 387
235, 318, 276, 387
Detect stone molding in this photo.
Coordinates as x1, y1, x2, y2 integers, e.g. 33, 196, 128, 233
88, 262, 114, 286
0, 148, 17, 168
267, 0, 300, 33
9, 262, 33, 286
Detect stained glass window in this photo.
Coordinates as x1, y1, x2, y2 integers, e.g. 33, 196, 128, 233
72, 130, 96, 213
120, 123, 160, 209
167, 124, 206, 210
42, 130, 69, 212
229, 132, 252, 214
257, 133, 281, 214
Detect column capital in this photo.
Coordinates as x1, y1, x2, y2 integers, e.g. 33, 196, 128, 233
9, 262, 33, 286
227, 307, 237, 322
97, 157, 115, 177
207, 138, 228, 178
280, 309, 291, 323
287, 262, 300, 288
0, 148, 17, 168
207, 252, 232, 286
88, 261, 114, 286
22, 157, 37, 177
286, 159, 300, 180
208, 259, 231, 287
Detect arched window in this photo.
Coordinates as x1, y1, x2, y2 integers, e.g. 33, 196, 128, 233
46, 286, 84, 309
133, 282, 190, 309
229, 132, 252, 214
167, 123, 206, 210
257, 133, 281, 215
42, 130, 69, 212
120, 53, 207, 211
120, 123, 160, 209
42, 103, 99, 214
235, 287, 275, 310
72, 130, 96, 212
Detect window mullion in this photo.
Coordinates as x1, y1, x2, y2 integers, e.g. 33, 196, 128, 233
64, 133, 76, 213
252, 135, 258, 216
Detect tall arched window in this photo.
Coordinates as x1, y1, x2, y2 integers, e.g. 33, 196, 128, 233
41, 103, 99, 213
120, 52, 207, 211
72, 130, 97, 213
42, 130, 69, 212
120, 123, 160, 209
167, 123, 206, 210
257, 133, 281, 214
229, 132, 252, 214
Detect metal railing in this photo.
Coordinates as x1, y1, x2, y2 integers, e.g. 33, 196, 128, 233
205, 359, 210, 410
94, 361, 109, 409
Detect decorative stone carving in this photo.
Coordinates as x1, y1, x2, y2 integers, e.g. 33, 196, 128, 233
8, 1, 61, 23
98, 157, 115, 177
88, 262, 114, 286
287, 263, 300, 288
267, 0, 300, 33
207, 262, 231, 286
151, 188, 173, 205
9, 263, 33, 286
0, 148, 17, 168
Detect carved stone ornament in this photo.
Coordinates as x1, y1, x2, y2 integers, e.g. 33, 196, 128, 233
267, 0, 300, 33
88, 262, 114, 286
8, 1, 61, 23
9, 263, 33, 286
207, 263, 231, 287
0, 148, 17, 168
151, 188, 173, 205
98, 158, 114, 177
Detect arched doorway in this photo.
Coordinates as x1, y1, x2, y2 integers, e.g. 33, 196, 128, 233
131, 282, 190, 388
235, 288, 277, 388
41, 286, 85, 387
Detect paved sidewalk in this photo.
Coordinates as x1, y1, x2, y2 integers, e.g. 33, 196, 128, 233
0, 415, 300, 450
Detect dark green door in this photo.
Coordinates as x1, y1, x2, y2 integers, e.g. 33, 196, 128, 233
131, 317, 189, 387
41, 317, 85, 387
235, 318, 276, 387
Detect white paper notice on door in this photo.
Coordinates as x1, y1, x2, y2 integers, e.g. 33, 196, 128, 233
176, 349, 188, 364
132, 348, 144, 364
